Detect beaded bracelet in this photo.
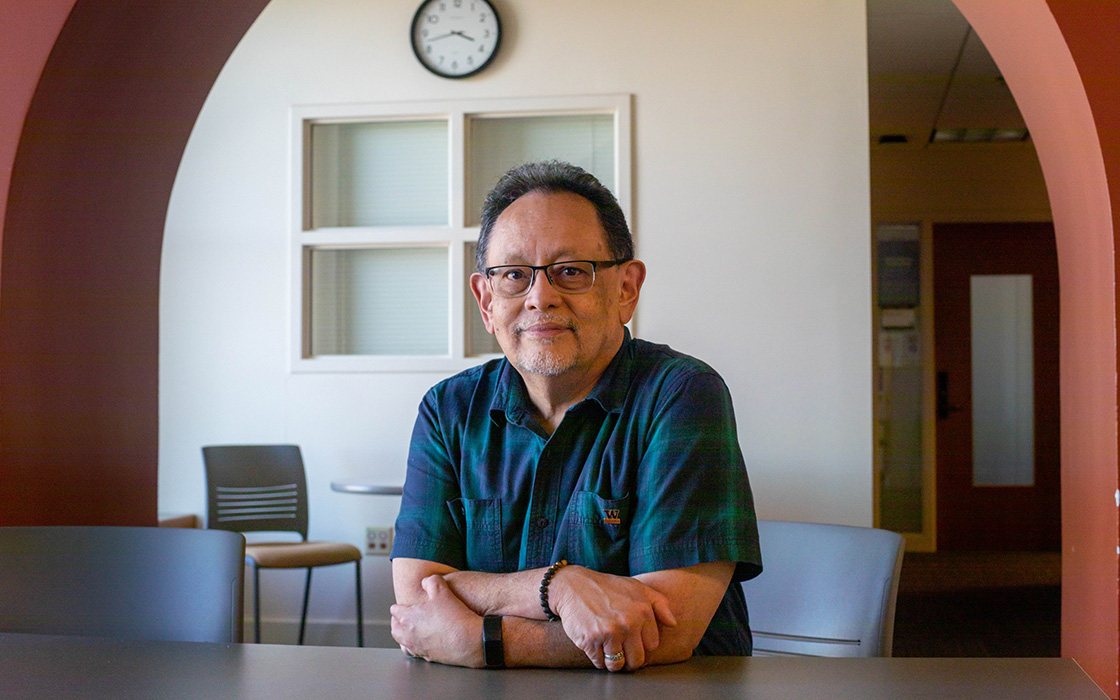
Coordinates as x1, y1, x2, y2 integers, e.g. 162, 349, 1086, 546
539, 559, 568, 622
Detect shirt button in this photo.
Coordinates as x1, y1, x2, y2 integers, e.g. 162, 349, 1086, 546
536, 516, 550, 529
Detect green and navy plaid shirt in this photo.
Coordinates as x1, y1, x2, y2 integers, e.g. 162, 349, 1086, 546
392, 332, 762, 655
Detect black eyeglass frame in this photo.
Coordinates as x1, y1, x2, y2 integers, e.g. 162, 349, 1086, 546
483, 259, 630, 298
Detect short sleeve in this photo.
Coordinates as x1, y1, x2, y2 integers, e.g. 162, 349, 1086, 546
390, 390, 467, 569
627, 369, 761, 582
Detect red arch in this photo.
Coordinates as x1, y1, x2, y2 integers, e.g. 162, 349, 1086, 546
954, 1, 1120, 692
0, 0, 269, 525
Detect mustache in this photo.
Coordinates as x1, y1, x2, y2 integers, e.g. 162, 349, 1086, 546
512, 314, 577, 334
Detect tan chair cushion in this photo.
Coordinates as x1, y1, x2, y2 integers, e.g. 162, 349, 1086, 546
246, 541, 362, 569
158, 513, 200, 529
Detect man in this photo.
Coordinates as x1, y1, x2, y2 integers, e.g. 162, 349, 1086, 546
390, 161, 760, 672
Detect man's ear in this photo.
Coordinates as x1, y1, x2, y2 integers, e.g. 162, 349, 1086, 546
617, 260, 646, 325
470, 272, 496, 334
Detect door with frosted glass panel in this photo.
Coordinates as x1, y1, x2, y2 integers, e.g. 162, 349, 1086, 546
933, 223, 1059, 551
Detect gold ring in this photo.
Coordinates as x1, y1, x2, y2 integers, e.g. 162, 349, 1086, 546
604, 651, 625, 662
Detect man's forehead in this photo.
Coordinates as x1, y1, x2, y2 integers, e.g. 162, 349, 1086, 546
487, 190, 609, 262
496, 189, 597, 221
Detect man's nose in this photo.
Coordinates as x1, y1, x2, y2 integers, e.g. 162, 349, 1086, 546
524, 269, 562, 308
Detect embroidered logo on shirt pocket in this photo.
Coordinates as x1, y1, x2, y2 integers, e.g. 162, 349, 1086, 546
565, 491, 630, 571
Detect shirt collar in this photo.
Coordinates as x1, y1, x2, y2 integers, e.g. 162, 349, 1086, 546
491, 361, 534, 427
489, 329, 634, 426
581, 328, 633, 414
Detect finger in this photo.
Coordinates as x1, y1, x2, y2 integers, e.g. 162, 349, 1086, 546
648, 590, 677, 628
603, 645, 626, 673
589, 647, 606, 670
420, 574, 446, 597
389, 617, 405, 646
622, 633, 645, 671
580, 637, 606, 669
639, 613, 661, 653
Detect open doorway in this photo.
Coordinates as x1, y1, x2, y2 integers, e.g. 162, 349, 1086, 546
868, 0, 1060, 657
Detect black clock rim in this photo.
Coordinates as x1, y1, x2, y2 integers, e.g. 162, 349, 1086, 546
410, 0, 502, 79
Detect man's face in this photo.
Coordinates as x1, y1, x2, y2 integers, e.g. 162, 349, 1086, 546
470, 191, 643, 379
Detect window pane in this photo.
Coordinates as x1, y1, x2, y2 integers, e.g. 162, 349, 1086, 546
310, 247, 448, 355
464, 242, 502, 356
311, 120, 448, 227
467, 114, 615, 225
971, 274, 1034, 486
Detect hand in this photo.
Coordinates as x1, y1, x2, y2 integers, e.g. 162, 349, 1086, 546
549, 565, 677, 672
390, 575, 484, 668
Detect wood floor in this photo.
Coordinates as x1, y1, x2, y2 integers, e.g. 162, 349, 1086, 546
891, 551, 1061, 658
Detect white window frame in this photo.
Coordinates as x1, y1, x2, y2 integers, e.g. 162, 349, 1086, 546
289, 94, 632, 373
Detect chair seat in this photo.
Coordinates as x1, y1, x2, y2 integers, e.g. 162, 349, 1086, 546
204, 444, 364, 645
246, 541, 362, 569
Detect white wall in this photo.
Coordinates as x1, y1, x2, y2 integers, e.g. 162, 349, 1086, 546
160, 0, 871, 643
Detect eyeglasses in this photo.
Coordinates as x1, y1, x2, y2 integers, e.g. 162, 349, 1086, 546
484, 259, 628, 298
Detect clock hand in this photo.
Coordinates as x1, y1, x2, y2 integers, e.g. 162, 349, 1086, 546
450, 29, 476, 41
427, 31, 455, 41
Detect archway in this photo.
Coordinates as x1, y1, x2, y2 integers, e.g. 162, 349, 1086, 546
0, 0, 269, 524
954, 0, 1118, 694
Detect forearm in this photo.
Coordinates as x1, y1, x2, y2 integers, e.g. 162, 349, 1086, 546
393, 557, 720, 671
391, 577, 593, 668
445, 568, 688, 669
392, 559, 584, 668
444, 562, 691, 670
442, 568, 551, 619
501, 617, 595, 668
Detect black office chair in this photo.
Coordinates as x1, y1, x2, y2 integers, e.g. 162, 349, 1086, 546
0, 526, 245, 643
202, 444, 363, 646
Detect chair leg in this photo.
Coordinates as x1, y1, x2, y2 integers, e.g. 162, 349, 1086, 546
298, 567, 312, 645
253, 565, 261, 644
355, 560, 364, 647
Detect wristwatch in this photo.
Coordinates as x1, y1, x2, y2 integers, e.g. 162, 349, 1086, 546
483, 615, 504, 668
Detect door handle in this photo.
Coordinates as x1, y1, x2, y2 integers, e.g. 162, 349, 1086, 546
936, 371, 963, 420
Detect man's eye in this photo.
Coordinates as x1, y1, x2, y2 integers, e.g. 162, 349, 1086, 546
556, 265, 588, 278
501, 268, 527, 281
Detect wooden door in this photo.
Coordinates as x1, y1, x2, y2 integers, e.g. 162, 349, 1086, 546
933, 223, 1059, 551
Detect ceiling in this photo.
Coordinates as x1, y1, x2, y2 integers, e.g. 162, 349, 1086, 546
867, 0, 1026, 145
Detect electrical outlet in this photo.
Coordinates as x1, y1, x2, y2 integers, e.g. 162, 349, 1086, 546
366, 526, 394, 556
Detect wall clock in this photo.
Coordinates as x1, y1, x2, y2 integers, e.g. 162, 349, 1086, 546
411, 0, 502, 79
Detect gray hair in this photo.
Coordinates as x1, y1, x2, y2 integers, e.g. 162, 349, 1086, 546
475, 160, 633, 271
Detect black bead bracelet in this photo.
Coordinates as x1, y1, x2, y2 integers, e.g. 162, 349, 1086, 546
539, 559, 568, 622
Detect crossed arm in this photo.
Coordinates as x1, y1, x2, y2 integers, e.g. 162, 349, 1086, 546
390, 557, 733, 672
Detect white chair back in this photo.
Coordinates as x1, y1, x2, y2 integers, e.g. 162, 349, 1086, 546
742, 520, 905, 657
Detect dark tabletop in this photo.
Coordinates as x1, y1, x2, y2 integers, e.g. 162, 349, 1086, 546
0, 633, 1107, 700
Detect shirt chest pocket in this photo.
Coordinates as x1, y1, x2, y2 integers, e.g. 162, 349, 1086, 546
446, 497, 506, 573
565, 491, 631, 572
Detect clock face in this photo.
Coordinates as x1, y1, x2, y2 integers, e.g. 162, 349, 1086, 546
411, 0, 501, 78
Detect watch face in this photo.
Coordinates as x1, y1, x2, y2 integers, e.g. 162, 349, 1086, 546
411, 0, 501, 78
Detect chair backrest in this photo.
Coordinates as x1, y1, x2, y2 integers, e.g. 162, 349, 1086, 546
202, 444, 310, 539
0, 526, 244, 643
742, 520, 905, 657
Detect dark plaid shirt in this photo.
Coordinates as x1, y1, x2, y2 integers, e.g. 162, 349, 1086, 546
392, 332, 762, 655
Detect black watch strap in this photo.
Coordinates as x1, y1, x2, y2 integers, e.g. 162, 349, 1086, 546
483, 615, 504, 668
